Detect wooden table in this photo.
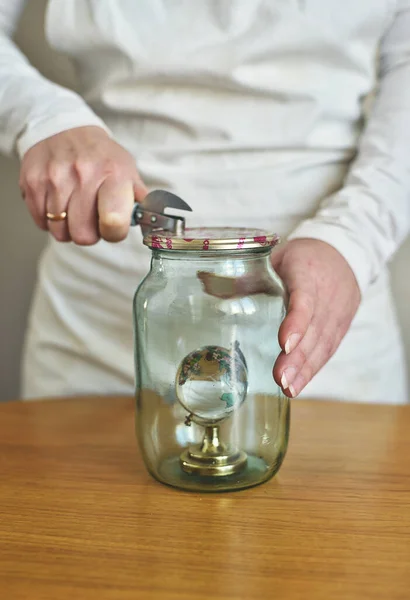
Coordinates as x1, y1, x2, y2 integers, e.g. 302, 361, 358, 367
1, 397, 410, 599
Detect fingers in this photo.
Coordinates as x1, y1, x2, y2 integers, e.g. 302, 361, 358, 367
20, 166, 48, 231
22, 184, 48, 231
97, 176, 135, 242
274, 291, 341, 397
274, 287, 331, 397
274, 320, 318, 394
272, 239, 361, 398
69, 174, 146, 244
277, 324, 341, 397
45, 162, 74, 242
67, 184, 99, 246
278, 289, 314, 355
19, 126, 148, 245
134, 179, 148, 203
274, 324, 334, 397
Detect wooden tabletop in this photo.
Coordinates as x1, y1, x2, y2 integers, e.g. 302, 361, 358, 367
1, 397, 410, 600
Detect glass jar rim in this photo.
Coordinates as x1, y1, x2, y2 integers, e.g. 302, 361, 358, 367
143, 227, 280, 251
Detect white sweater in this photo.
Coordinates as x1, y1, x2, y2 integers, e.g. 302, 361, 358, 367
1, 0, 410, 295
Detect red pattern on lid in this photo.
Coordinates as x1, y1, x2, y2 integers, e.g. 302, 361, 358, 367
151, 235, 164, 249
144, 227, 280, 251
254, 235, 267, 245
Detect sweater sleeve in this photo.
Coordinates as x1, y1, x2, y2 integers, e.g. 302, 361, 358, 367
0, 0, 110, 159
288, 1, 410, 295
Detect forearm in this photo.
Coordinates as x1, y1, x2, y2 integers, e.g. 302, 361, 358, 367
0, 0, 109, 158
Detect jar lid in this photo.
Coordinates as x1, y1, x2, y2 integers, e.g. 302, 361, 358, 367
143, 227, 280, 251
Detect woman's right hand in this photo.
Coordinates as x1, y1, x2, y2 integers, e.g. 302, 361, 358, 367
19, 126, 148, 245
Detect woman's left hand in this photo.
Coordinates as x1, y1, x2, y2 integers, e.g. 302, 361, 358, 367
271, 238, 361, 397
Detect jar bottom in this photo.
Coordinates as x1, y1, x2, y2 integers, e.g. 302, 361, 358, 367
154, 452, 285, 493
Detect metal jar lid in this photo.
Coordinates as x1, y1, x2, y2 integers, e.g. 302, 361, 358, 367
143, 227, 280, 251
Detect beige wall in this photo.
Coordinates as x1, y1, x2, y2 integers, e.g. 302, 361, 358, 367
0, 1, 409, 400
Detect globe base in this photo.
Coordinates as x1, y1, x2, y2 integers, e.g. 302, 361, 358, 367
180, 425, 247, 477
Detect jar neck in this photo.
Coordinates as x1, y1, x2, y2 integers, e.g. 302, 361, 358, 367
146, 248, 284, 302
150, 248, 273, 276
148, 249, 286, 301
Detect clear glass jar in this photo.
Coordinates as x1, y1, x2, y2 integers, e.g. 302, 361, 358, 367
133, 228, 289, 492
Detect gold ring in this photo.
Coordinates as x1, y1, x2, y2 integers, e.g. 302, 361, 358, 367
46, 211, 67, 222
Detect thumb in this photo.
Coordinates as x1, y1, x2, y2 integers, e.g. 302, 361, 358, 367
133, 178, 148, 203
98, 176, 135, 242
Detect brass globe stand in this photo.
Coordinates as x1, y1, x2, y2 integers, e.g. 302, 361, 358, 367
175, 344, 248, 477
180, 424, 247, 476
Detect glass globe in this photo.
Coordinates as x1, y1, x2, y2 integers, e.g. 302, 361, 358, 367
175, 344, 248, 426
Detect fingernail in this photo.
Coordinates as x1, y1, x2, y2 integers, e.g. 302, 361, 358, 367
288, 384, 296, 398
281, 367, 297, 391
285, 333, 301, 355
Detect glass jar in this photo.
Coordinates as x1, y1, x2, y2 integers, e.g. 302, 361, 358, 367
133, 227, 289, 492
